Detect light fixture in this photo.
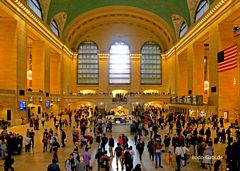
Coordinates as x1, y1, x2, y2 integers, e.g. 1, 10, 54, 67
27, 48, 32, 80
204, 81, 209, 91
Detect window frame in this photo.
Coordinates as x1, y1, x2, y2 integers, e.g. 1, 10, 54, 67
27, 0, 43, 20
77, 41, 99, 85
179, 21, 188, 38
109, 41, 131, 85
141, 41, 162, 85
194, 0, 209, 22
50, 20, 60, 37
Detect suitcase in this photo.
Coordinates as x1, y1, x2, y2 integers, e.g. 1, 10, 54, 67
214, 137, 219, 144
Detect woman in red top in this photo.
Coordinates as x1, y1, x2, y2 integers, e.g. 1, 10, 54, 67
118, 136, 123, 146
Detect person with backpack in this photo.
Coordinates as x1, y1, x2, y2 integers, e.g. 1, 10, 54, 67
65, 153, 77, 171
95, 148, 103, 171
52, 137, 60, 163
114, 143, 123, 170
147, 138, 155, 161
124, 147, 133, 171
100, 151, 110, 171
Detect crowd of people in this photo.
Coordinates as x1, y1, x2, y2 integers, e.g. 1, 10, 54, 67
1, 103, 240, 171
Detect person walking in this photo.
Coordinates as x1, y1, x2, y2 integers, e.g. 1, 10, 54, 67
52, 138, 60, 163
47, 158, 60, 171
147, 138, 154, 161
42, 134, 48, 152
175, 144, 182, 171
61, 129, 66, 147
124, 147, 133, 171
136, 140, 145, 161
101, 134, 108, 152
108, 135, 114, 157
164, 134, 171, 153
82, 147, 91, 170
154, 139, 163, 168
114, 143, 123, 170
3, 151, 14, 171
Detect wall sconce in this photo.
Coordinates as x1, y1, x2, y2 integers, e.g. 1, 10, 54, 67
29, 96, 33, 102
39, 97, 43, 102
57, 98, 60, 102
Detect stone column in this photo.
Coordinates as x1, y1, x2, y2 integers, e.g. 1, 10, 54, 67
130, 54, 141, 92
99, 53, 109, 93
16, 20, 27, 124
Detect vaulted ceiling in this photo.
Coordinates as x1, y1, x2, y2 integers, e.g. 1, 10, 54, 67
41, 0, 216, 51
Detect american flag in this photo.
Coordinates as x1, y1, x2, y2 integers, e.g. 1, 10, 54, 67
217, 44, 238, 72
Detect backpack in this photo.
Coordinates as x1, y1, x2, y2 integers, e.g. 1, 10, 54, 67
124, 151, 131, 160
116, 147, 122, 156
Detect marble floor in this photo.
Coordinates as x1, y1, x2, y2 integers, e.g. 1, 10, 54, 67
0, 117, 229, 171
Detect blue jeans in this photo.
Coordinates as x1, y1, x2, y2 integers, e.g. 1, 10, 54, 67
155, 151, 162, 167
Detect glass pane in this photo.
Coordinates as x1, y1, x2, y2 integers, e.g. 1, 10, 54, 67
109, 41, 130, 84
50, 20, 59, 37
77, 41, 98, 84
141, 41, 162, 84
195, 0, 209, 22
27, 0, 43, 19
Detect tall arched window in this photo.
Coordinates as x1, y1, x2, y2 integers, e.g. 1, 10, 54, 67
77, 41, 98, 84
194, 0, 209, 22
109, 41, 130, 84
27, 0, 43, 20
50, 20, 59, 37
141, 41, 162, 84
179, 21, 188, 38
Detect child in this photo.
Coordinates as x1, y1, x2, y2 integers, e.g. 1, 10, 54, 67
168, 151, 173, 165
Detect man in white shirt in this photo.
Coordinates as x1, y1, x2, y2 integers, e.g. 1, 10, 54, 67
25, 136, 31, 152
175, 144, 182, 171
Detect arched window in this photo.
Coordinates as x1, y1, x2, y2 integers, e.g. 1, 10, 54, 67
77, 41, 98, 84
194, 0, 209, 22
179, 21, 188, 38
109, 41, 130, 84
141, 41, 162, 84
27, 0, 43, 20
50, 20, 59, 37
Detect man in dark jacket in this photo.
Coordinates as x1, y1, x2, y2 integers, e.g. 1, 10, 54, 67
47, 159, 60, 171
61, 129, 66, 147
124, 148, 133, 171
147, 138, 155, 161
205, 127, 211, 142
101, 134, 108, 152
4, 152, 14, 171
